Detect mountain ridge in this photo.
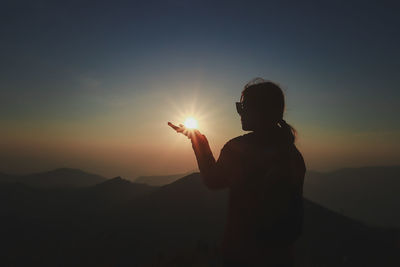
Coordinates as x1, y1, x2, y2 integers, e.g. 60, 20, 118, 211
0, 169, 398, 266
304, 165, 400, 227
0, 167, 108, 188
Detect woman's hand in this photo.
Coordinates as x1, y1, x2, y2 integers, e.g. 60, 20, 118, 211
167, 121, 209, 151
168, 121, 224, 189
168, 122, 201, 139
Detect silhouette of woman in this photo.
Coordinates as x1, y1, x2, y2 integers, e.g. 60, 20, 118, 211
168, 78, 306, 267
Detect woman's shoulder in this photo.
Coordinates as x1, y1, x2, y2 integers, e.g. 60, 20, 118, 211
223, 133, 256, 151
226, 132, 254, 145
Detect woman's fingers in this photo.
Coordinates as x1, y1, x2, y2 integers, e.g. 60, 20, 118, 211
168, 122, 185, 133
167, 122, 187, 135
168, 122, 204, 140
167, 122, 180, 131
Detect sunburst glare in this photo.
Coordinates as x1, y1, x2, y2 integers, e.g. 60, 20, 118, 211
184, 117, 198, 129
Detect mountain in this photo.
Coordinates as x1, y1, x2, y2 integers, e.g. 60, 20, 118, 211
0, 168, 108, 188
130, 173, 228, 245
134, 172, 189, 186
137, 173, 399, 266
0, 171, 398, 266
89, 176, 158, 205
304, 165, 400, 227
0, 172, 15, 182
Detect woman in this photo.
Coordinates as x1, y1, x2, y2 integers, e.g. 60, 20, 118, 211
168, 78, 306, 267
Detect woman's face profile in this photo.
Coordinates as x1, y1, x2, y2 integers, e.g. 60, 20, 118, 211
239, 95, 258, 131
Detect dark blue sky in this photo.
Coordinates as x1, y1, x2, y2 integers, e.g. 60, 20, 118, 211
1, 0, 399, 177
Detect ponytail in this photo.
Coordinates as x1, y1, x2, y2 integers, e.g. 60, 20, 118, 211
241, 78, 297, 144
278, 119, 296, 144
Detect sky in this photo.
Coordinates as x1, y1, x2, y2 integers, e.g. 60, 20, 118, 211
1, 0, 399, 179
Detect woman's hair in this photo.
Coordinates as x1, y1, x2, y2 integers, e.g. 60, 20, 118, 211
242, 78, 296, 144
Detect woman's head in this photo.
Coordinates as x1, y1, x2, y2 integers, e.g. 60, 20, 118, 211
237, 78, 296, 143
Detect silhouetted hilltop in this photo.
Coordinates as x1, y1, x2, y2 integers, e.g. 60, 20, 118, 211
90, 176, 158, 203
134, 172, 189, 186
304, 165, 400, 227
95, 176, 131, 187
0, 169, 398, 266
0, 168, 107, 188
133, 173, 228, 242
298, 199, 398, 267
0, 172, 16, 182
139, 172, 399, 267
157, 172, 210, 196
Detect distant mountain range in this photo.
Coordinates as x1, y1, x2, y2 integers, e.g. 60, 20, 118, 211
134, 172, 190, 186
304, 165, 400, 228
0, 169, 398, 266
1, 165, 399, 228
0, 168, 191, 188
0, 168, 107, 188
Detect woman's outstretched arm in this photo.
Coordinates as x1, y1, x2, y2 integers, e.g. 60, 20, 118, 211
168, 122, 232, 190
190, 132, 231, 190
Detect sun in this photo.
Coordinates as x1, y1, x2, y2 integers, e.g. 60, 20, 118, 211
184, 117, 198, 129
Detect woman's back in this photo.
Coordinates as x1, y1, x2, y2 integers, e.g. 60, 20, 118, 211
220, 130, 306, 265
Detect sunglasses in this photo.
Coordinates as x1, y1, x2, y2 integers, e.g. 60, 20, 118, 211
236, 102, 245, 115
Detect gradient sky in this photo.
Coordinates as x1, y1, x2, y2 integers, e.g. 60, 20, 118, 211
1, 0, 399, 179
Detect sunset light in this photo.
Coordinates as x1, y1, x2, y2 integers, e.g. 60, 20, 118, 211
184, 117, 198, 129
2, 2, 399, 266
